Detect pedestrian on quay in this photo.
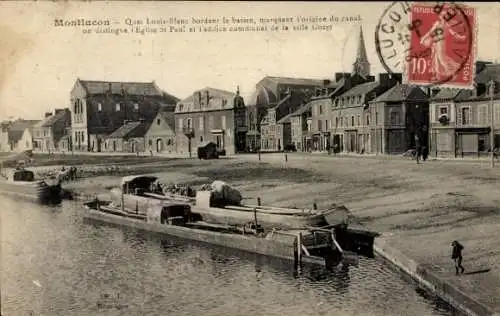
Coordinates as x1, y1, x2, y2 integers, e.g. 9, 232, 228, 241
451, 240, 465, 275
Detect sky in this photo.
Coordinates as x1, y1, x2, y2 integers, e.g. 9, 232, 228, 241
0, 1, 498, 121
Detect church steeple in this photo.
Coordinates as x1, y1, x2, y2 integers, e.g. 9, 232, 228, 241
352, 26, 371, 77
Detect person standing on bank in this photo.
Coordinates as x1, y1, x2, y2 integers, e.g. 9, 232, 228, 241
451, 240, 465, 275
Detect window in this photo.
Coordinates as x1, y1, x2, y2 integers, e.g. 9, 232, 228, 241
335, 117, 339, 127
366, 114, 370, 125
358, 96, 362, 103
340, 117, 343, 126
439, 106, 448, 115
97, 103, 102, 111
134, 103, 139, 111
495, 104, 500, 123
221, 115, 226, 129
390, 110, 400, 125
116, 103, 121, 111
478, 106, 488, 125
325, 120, 329, 130
357, 115, 361, 126
200, 136, 203, 142
375, 112, 378, 125
209, 116, 214, 129
148, 139, 153, 146
187, 118, 192, 129
199, 116, 204, 131
319, 105, 323, 115
157, 118, 161, 125
334, 99, 339, 107
461, 107, 470, 125
351, 116, 355, 126
178, 118, 183, 130
318, 120, 322, 131
222, 99, 227, 107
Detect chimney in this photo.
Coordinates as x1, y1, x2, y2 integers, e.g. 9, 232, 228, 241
205, 90, 210, 105
45, 112, 52, 118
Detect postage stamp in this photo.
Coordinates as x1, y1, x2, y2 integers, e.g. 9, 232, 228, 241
375, 2, 477, 89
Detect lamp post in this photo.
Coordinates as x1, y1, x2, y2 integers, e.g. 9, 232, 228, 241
489, 80, 496, 168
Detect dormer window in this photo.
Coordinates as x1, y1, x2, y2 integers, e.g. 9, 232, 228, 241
157, 118, 161, 125
97, 103, 102, 111
116, 103, 121, 111
134, 103, 139, 111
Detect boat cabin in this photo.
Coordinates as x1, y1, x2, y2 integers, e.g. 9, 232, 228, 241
121, 175, 160, 195
7, 169, 36, 182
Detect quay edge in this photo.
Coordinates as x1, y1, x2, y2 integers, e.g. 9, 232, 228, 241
373, 236, 496, 316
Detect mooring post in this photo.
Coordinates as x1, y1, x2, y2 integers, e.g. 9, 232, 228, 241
253, 207, 258, 228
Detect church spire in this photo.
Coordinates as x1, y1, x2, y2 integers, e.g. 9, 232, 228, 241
352, 26, 371, 77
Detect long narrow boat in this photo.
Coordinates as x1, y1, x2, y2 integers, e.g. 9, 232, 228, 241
0, 168, 62, 204
83, 198, 359, 269
109, 175, 351, 230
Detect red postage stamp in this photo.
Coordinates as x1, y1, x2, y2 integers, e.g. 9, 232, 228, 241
405, 3, 477, 88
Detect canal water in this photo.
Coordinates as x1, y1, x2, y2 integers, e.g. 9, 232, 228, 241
1, 198, 458, 316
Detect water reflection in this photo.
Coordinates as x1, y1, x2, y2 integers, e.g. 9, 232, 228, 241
1, 199, 458, 316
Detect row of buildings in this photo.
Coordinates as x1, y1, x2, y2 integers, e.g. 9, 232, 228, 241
1, 27, 499, 158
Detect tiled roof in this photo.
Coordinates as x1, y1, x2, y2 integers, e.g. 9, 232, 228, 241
372, 84, 428, 102
79, 79, 165, 97
339, 81, 379, 98
107, 121, 151, 139
37, 110, 68, 128
432, 88, 463, 100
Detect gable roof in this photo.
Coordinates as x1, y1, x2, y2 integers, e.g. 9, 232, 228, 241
290, 102, 314, 117
176, 87, 237, 112
35, 110, 69, 128
339, 81, 380, 98
475, 63, 500, 84
78, 79, 165, 97
106, 121, 151, 139
157, 110, 175, 130
261, 76, 325, 87
372, 84, 428, 103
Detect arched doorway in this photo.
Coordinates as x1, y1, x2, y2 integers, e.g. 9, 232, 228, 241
156, 138, 162, 153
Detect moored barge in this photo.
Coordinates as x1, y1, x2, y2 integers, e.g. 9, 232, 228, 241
109, 175, 351, 229
0, 168, 62, 204
83, 198, 359, 269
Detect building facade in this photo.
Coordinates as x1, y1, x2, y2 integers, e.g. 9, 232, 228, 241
429, 66, 500, 157
256, 78, 323, 152
144, 109, 176, 154
175, 87, 245, 156
103, 120, 151, 153
2, 120, 40, 152
32, 108, 71, 152
330, 73, 403, 154
69, 78, 178, 152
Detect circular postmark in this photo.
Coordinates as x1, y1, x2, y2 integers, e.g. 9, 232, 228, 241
375, 2, 475, 88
